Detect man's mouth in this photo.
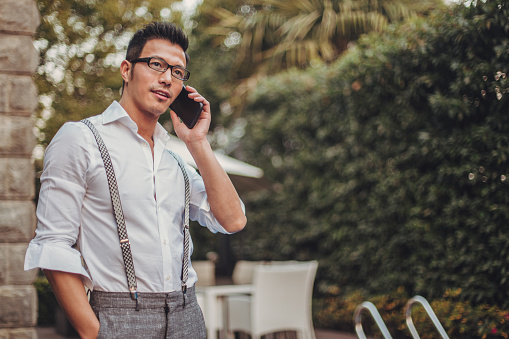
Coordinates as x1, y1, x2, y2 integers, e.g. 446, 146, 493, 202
152, 89, 170, 100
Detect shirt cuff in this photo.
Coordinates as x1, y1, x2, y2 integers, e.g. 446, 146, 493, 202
24, 241, 93, 290
197, 195, 246, 235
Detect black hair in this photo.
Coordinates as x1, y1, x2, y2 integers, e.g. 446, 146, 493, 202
122, 22, 190, 94
126, 22, 190, 65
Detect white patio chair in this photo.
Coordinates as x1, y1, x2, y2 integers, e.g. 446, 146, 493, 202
232, 260, 299, 285
228, 260, 318, 339
232, 260, 264, 285
193, 260, 216, 286
193, 260, 220, 338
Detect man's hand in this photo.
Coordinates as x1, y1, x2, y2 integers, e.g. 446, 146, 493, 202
170, 85, 210, 147
169, 86, 247, 233
44, 270, 100, 339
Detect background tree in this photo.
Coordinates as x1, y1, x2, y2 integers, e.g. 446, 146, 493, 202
235, 0, 509, 319
35, 0, 195, 151
204, 0, 444, 112
34, 0, 252, 163
184, 0, 247, 154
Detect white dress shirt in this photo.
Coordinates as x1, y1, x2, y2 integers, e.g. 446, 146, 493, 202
25, 101, 241, 292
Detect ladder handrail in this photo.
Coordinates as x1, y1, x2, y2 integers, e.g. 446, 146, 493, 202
354, 301, 393, 339
404, 295, 450, 339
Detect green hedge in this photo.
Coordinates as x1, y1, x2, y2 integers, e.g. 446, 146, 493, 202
234, 0, 509, 319
317, 287, 509, 338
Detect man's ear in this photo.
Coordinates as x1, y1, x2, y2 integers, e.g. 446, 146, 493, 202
120, 60, 131, 83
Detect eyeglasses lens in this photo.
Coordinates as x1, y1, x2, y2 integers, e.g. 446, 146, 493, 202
148, 59, 167, 72
146, 58, 189, 80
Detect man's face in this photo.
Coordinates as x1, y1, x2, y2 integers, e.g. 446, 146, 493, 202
122, 39, 186, 120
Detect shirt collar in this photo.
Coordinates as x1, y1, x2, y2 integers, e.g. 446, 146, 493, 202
154, 122, 171, 145
102, 101, 135, 127
102, 101, 171, 145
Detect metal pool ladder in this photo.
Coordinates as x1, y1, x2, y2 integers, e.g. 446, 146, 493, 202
354, 301, 393, 339
405, 295, 450, 339
354, 295, 449, 339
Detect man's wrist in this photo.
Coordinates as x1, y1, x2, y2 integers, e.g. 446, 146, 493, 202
185, 138, 212, 157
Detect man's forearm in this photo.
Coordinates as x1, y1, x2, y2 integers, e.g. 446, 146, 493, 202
187, 139, 247, 232
44, 270, 100, 339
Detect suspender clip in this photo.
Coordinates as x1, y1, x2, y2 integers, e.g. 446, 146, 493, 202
130, 287, 138, 300
181, 282, 187, 294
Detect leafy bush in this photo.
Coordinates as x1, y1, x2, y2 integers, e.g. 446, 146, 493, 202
235, 0, 509, 318
317, 288, 509, 338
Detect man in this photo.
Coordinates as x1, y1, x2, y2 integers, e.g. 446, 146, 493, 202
25, 22, 246, 338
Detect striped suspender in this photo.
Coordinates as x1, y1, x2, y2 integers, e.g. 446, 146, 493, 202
81, 119, 191, 308
167, 148, 192, 294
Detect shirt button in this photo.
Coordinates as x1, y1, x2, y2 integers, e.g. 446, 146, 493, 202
142, 143, 147, 147
163, 239, 167, 245
166, 275, 171, 281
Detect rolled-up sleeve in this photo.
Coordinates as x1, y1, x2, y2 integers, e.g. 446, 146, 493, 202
24, 122, 92, 287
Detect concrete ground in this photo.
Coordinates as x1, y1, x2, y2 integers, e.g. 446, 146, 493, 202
36, 326, 359, 339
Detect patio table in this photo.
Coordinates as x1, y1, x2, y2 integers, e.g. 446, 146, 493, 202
196, 284, 253, 339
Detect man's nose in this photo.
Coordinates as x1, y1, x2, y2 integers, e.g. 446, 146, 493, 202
159, 69, 173, 85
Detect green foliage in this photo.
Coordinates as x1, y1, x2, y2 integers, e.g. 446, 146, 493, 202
35, 0, 193, 148
186, 0, 240, 130
35, 0, 244, 159
208, 0, 443, 74
204, 0, 444, 113
34, 276, 58, 326
235, 0, 509, 317
317, 288, 509, 338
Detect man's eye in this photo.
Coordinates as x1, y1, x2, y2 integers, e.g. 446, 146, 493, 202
151, 61, 162, 68
174, 69, 184, 77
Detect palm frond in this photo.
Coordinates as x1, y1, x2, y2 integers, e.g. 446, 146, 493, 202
278, 11, 321, 41
265, 0, 319, 13
203, 0, 442, 113
318, 0, 338, 39
382, 2, 413, 22
210, 7, 239, 24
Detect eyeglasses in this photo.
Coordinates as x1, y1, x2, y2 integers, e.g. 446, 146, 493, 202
129, 57, 190, 81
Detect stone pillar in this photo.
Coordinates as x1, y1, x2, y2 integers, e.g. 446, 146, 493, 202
0, 0, 40, 338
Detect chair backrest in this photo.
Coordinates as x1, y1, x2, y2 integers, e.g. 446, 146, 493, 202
193, 260, 215, 286
232, 260, 264, 285
251, 260, 318, 338
232, 260, 300, 285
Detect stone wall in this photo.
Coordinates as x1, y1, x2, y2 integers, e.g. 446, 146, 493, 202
0, 0, 40, 338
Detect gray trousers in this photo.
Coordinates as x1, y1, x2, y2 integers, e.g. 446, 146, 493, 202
90, 286, 206, 339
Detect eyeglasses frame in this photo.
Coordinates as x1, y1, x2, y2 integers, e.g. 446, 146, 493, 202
129, 57, 190, 81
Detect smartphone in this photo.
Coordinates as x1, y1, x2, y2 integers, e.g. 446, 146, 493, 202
170, 85, 203, 129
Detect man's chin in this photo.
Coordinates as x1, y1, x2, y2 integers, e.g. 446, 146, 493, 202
147, 105, 170, 118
